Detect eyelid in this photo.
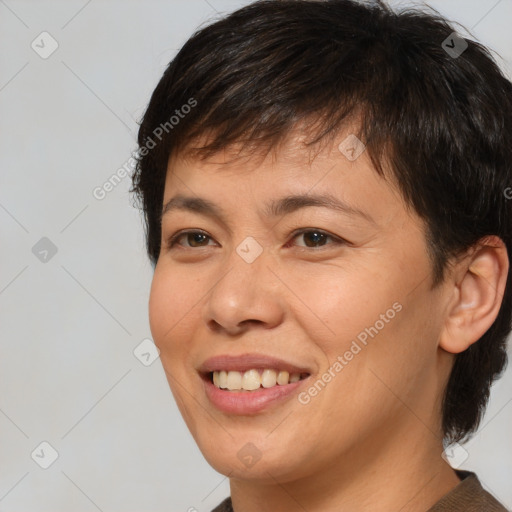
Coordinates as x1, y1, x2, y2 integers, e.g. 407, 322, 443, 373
284, 228, 345, 249
165, 229, 214, 249
165, 228, 347, 250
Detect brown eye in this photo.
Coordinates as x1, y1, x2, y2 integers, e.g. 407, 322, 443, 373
296, 231, 329, 247
289, 229, 344, 249
166, 231, 214, 249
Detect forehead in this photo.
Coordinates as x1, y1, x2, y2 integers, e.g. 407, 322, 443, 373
170, 118, 375, 176
164, 128, 407, 225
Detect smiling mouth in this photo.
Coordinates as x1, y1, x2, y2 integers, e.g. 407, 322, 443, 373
205, 369, 310, 392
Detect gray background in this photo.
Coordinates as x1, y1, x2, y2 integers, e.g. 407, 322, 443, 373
1, 1, 511, 510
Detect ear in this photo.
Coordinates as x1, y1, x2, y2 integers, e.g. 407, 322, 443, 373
440, 236, 509, 354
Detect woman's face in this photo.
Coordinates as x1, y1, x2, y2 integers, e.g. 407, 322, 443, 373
149, 131, 452, 482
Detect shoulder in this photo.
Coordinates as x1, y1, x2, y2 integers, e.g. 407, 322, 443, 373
211, 496, 233, 512
427, 470, 509, 511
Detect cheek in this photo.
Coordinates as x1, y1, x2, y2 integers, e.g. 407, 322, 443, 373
148, 268, 170, 342
148, 264, 202, 353
297, 259, 434, 394
287, 260, 395, 350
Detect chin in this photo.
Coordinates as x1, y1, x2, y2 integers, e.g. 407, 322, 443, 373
196, 432, 310, 484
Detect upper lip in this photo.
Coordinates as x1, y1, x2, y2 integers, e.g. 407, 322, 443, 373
198, 353, 312, 375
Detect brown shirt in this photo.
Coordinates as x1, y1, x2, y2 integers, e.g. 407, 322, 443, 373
211, 470, 509, 511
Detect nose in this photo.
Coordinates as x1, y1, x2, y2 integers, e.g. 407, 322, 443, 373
202, 245, 285, 336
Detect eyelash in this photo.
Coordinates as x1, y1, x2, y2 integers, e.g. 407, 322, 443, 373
164, 228, 346, 251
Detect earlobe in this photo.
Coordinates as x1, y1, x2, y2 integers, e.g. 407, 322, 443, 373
439, 236, 509, 354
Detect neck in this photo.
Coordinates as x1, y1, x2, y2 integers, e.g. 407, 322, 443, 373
229, 416, 461, 512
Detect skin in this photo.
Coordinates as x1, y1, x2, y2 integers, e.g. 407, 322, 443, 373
148, 126, 508, 512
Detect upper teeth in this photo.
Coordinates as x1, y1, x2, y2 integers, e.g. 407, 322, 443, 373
212, 369, 305, 391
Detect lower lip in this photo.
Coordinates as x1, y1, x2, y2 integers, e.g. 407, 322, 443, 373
202, 374, 309, 414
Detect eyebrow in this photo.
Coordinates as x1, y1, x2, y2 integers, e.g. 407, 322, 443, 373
161, 193, 376, 226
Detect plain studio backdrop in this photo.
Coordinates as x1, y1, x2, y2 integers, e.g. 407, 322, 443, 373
1, 1, 511, 511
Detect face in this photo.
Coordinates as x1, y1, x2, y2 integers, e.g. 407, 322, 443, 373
149, 129, 452, 483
